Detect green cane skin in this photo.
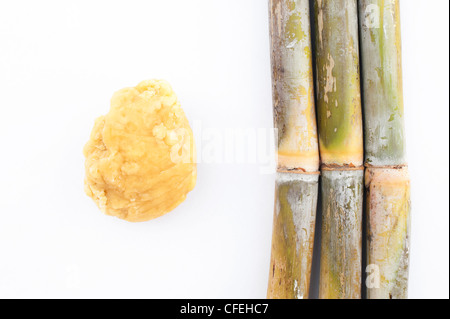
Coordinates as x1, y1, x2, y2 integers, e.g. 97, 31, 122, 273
268, 0, 320, 300
359, 0, 406, 166
359, 1, 411, 299
268, 173, 319, 299
365, 167, 411, 299
319, 169, 364, 299
269, 0, 320, 172
313, 0, 364, 299
313, 0, 364, 166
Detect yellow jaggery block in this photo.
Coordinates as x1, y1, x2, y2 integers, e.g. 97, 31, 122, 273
83, 80, 196, 222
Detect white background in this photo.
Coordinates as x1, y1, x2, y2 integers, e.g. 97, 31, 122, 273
0, 0, 448, 299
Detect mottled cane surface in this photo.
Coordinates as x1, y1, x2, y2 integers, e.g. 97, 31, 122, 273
268, 173, 319, 299
319, 169, 364, 299
365, 167, 411, 299
268, 0, 320, 300
359, 0, 406, 166
359, 0, 411, 299
313, 0, 363, 167
269, 0, 319, 172
313, 0, 364, 299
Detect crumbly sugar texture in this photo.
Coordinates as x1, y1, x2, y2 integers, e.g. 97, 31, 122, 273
83, 80, 196, 222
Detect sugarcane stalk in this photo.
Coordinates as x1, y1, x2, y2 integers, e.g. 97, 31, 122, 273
267, 0, 320, 299
359, 0, 411, 299
359, 0, 405, 167
313, 0, 364, 299
319, 168, 364, 299
268, 173, 319, 299
365, 167, 411, 299
314, 0, 364, 167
